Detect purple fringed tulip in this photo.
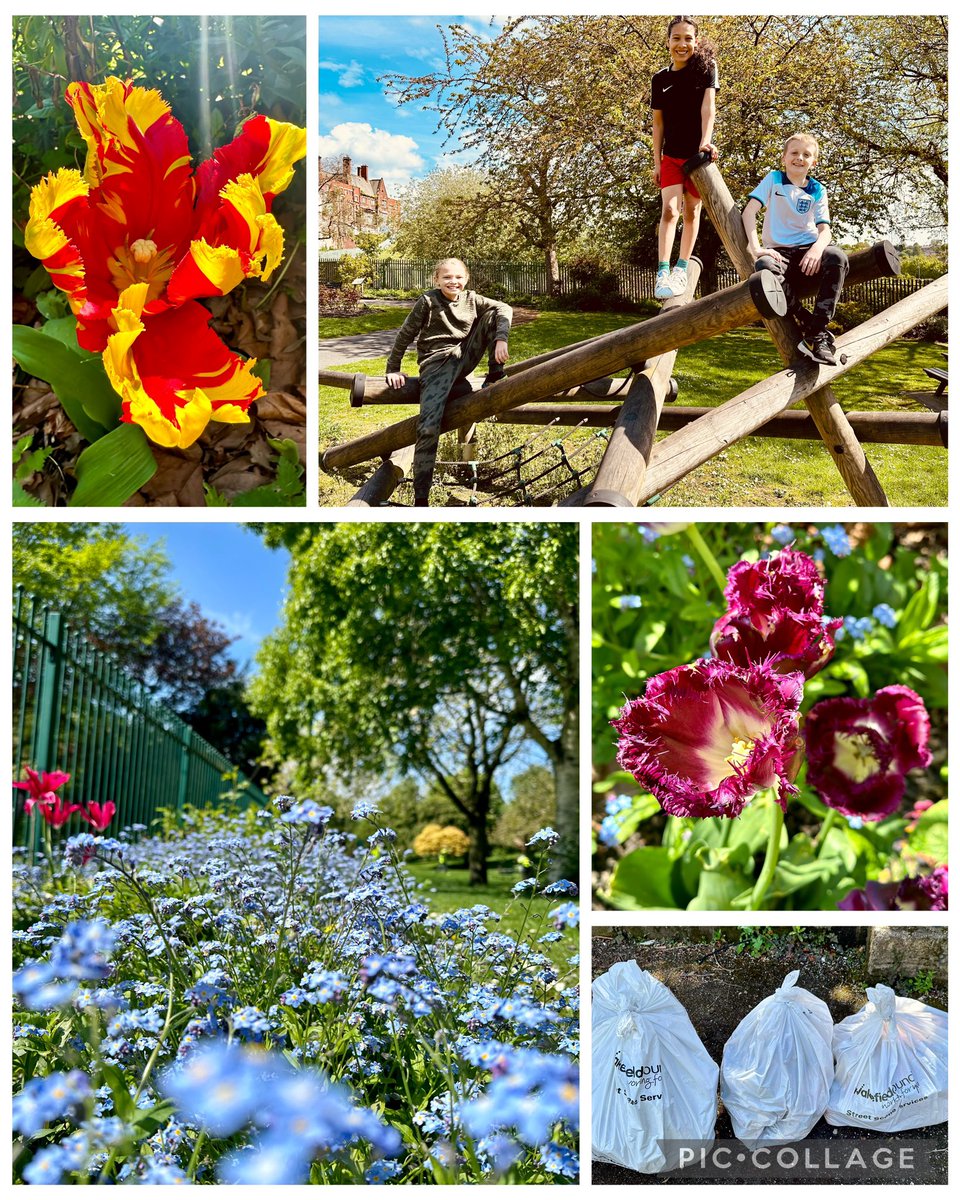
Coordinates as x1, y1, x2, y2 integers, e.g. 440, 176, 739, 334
612, 660, 805, 819
839, 865, 947, 911
804, 685, 932, 822
724, 547, 826, 623
710, 607, 841, 679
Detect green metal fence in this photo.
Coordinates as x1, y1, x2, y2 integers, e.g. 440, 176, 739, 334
320, 254, 935, 308
12, 589, 268, 847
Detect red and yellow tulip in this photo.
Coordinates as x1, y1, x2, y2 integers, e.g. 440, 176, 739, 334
24, 77, 306, 449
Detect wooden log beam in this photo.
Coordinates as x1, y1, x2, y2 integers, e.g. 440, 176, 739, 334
636, 276, 948, 502
321, 270, 785, 470
686, 155, 893, 506
346, 445, 415, 507
501, 403, 947, 446
342, 373, 633, 406
585, 259, 702, 506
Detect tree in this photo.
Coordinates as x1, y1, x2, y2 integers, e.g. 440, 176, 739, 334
182, 679, 268, 781
383, 17, 947, 291
492, 764, 557, 851
394, 166, 540, 264
412, 824, 470, 859
248, 524, 578, 884
12, 524, 245, 718
319, 154, 356, 248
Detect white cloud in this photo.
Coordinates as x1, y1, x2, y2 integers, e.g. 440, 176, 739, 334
318, 122, 425, 185
318, 58, 365, 88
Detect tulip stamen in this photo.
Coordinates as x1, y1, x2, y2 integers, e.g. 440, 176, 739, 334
833, 732, 880, 783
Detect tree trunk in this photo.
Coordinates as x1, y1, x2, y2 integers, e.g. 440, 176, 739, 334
544, 243, 561, 296
552, 736, 580, 884
467, 790, 490, 886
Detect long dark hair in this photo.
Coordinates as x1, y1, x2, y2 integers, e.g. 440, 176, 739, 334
666, 16, 717, 85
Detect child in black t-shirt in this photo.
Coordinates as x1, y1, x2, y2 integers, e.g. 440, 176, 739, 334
650, 16, 719, 299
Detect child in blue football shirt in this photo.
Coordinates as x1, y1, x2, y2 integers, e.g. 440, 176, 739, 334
742, 132, 848, 365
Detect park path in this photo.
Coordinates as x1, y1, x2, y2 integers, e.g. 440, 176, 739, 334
319, 328, 403, 368
319, 304, 540, 368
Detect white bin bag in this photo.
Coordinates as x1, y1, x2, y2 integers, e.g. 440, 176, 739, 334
593, 960, 719, 1173
720, 969, 833, 1147
826, 983, 948, 1131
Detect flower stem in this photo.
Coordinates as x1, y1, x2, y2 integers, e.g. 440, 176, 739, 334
815, 809, 838, 856
685, 525, 728, 596
749, 800, 784, 911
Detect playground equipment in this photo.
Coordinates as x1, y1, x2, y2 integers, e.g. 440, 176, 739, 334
320, 160, 948, 506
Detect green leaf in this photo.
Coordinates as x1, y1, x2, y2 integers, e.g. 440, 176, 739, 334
688, 859, 753, 910
132, 1099, 178, 1137
897, 572, 939, 640
13, 481, 44, 506
99, 1063, 135, 1122
69, 423, 157, 507
12, 325, 118, 442
909, 799, 948, 861
608, 846, 680, 909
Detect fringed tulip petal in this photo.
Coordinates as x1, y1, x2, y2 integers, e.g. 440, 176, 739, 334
724, 548, 826, 625
804, 685, 933, 821
167, 175, 285, 304
710, 608, 842, 680
613, 660, 805, 819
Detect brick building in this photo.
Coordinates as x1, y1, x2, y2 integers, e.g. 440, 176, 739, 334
319, 156, 401, 249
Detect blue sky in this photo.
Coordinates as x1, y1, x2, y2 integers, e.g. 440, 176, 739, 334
126, 524, 290, 674
319, 15, 502, 193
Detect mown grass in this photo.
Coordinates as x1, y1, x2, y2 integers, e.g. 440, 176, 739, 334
404, 856, 573, 971
319, 307, 408, 337
319, 310, 947, 508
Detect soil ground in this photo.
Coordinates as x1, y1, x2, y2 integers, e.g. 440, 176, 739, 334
591, 929, 948, 1186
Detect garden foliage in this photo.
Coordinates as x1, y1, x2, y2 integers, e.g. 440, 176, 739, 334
593, 523, 947, 911
12, 802, 579, 1184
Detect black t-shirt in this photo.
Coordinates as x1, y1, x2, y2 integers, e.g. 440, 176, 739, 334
651, 62, 719, 158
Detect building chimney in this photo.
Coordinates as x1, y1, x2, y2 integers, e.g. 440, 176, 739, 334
342, 155, 352, 181
358, 164, 369, 181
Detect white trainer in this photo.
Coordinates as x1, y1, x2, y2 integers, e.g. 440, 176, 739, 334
668, 265, 688, 296
654, 267, 673, 299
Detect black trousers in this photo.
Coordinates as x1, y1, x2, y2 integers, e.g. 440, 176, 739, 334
413, 310, 500, 502
755, 244, 849, 334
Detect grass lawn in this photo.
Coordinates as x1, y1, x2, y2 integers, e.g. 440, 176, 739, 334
319, 311, 947, 507
404, 857, 575, 972
319, 307, 408, 337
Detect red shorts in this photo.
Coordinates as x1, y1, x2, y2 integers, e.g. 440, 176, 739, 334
659, 155, 700, 198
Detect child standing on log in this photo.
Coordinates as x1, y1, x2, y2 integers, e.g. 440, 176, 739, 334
651, 16, 719, 300
385, 258, 511, 507
742, 132, 849, 366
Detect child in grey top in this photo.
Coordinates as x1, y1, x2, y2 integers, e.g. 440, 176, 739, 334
386, 258, 511, 506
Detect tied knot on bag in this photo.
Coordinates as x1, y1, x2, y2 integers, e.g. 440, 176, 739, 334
774, 969, 802, 996
867, 983, 898, 1025
616, 1010, 641, 1038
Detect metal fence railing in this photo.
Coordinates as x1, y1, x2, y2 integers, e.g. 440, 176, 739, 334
12, 589, 268, 849
319, 255, 935, 309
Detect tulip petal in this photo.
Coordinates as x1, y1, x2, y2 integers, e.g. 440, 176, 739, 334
803, 686, 932, 821
614, 660, 804, 819
107, 299, 261, 449
167, 175, 285, 304
194, 114, 307, 207
24, 170, 90, 309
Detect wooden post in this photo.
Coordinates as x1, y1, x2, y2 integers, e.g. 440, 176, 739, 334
498, 403, 947, 446
347, 445, 415, 506
686, 155, 892, 506
585, 259, 702, 505
321, 270, 785, 470
635, 276, 947, 503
